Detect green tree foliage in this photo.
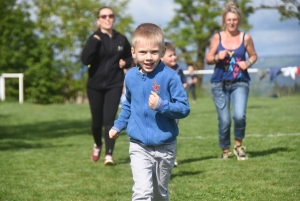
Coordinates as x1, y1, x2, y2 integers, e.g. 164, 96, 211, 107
0, 1, 33, 100
164, 0, 299, 86
258, 0, 300, 23
0, 0, 133, 104
30, 0, 134, 103
0, 1, 64, 103
164, 0, 253, 73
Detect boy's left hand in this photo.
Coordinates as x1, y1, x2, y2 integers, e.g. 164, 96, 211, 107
148, 91, 159, 110
109, 129, 119, 139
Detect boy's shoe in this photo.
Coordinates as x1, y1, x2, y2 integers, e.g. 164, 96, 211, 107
91, 144, 101, 162
174, 159, 178, 167
104, 154, 114, 165
234, 145, 248, 161
221, 152, 233, 159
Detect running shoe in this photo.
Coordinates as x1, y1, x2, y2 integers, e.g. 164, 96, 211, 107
91, 144, 101, 162
221, 152, 233, 159
234, 145, 248, 160
104, 154, 114, 165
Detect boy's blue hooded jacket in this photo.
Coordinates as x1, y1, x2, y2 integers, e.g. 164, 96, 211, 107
112, 61, 190, 146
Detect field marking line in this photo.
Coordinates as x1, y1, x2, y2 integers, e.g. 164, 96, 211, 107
116, 133, 300, 143
178, 133, 300, 139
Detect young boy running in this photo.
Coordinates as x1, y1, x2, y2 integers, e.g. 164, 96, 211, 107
109, 23, 190, 201
161, 42, 187, 167
161, 42, 187, 89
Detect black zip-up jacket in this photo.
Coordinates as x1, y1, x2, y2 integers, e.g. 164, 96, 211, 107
81, 29, 132, 90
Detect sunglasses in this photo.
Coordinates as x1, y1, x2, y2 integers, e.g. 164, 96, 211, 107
99, 14, 114, 19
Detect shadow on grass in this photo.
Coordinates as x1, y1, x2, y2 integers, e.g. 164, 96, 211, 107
0, 140, 51, 150
0, 141, 77, 151
178, 156, 215, 165
117, 157, 131, 165
248, 147, 290, 157
248, 105, 271, 109
0, 120, 91, 150
171, 170, 204, 180
0, 114, 10, 118
197, 109, 216, 114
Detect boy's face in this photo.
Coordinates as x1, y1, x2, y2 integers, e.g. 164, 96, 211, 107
188, 66, 194, 73
161, 49, 177, 68
131, 40, 165, 74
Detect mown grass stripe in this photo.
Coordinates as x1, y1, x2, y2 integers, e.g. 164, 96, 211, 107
178, 133, 300, 139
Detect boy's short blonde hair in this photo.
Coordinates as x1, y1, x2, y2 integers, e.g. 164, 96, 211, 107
164, 42, 176, 52
132, 23, 165, 49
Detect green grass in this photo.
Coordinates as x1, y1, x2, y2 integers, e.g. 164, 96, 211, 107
0, 96, 299, 201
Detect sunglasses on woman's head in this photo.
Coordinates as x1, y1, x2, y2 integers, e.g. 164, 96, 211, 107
99, 14, 114, 19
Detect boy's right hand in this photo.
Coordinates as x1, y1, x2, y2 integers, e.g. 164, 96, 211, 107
109, 129, 119, 139
148, 91, 159, 110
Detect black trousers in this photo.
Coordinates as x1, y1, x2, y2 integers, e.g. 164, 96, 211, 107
188, 85, 196, 101
87, 87, 122, 155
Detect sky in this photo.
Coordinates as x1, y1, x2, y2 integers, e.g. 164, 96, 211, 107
127, 0, 300, 57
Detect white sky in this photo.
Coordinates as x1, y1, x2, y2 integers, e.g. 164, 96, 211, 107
127, 0, 300, 56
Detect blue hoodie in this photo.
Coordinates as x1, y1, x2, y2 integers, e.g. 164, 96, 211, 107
112, 61, 190, 146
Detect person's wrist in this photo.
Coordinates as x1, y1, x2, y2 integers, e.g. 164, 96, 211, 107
93, 35, 101, 41
246, 59, 253, 68
154, 98, 162, 111
111, 126, 120, 133
213, 55, 218, 63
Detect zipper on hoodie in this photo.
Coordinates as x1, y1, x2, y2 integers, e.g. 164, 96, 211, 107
142, 75, 150, 145
102, 36, 112, 88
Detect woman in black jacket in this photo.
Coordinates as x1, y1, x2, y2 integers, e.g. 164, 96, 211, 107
81, 6, 132, 165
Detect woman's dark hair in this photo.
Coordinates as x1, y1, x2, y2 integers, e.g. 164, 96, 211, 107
95, 6, 115, 31
97, 6, 114, 18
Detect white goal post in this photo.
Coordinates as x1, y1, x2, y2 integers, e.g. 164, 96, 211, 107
0, 73, 24, 103
0, 69, 260, 104
183, 68, 258, 75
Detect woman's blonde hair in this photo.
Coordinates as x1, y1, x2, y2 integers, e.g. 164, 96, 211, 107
222, 1, 241, 26
132, 23, 165, 49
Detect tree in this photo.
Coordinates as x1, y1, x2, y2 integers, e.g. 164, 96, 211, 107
0, 1, 31, 100
164, 0, 299, 89
258, 0, 300, 22
1, 0, 134, 104
29, 0, 134, 103
0, 1, 62, 103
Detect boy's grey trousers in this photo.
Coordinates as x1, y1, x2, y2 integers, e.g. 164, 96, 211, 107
129, 142, 176, 201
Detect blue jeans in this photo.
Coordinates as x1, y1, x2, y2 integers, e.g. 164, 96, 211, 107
211, 81, 249, 149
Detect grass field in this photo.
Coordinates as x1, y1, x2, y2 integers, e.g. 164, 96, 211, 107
0, 96, 299, 201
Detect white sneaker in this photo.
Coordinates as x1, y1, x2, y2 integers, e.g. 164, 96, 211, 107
91, 144, 101, 162
174, 159, 178, 167
234, 145, 248, 161
104, 154, 114, 165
